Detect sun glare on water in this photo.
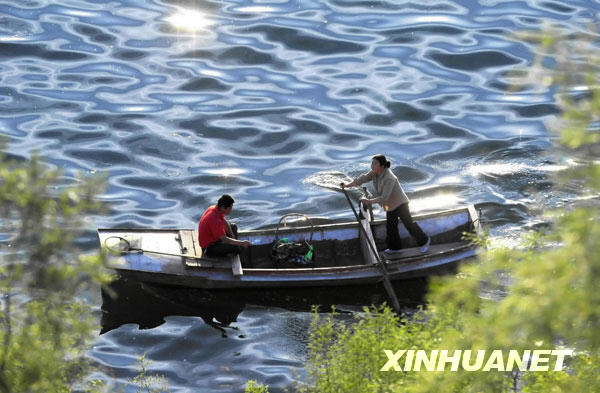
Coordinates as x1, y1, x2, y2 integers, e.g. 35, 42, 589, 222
204, 168, 246, 177
410, 193, 462, 213
166, 9, 213, 33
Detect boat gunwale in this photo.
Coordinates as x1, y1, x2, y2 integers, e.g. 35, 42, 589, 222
110, 241, 474, 275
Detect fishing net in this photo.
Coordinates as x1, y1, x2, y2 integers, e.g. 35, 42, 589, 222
270, 213, 315, 268
103, 236, 142, 254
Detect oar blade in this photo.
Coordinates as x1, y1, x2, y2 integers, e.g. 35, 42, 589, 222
304, 170, 364, 199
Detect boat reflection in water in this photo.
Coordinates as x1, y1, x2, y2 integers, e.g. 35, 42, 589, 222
100, 276, 430, 337
101, 278, 245, 337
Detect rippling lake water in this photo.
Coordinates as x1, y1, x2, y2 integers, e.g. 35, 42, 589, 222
1, 0, 598, 391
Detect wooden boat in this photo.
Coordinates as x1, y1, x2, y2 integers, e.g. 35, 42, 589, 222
98, 205, 482, 290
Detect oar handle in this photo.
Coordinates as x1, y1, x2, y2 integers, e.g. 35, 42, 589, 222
342, 189, 383, 266
342, 189, 401, 312
342, 188, 361, 222
362, 186, 374, 221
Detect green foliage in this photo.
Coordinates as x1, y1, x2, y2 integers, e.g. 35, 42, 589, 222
514, 26, 600, 151
128, 354, 170, 393
304, 305, 441, 393
83, 354, 172, 393
245, 380, 270, 393
84, 379, 109, 393
521, 353, 600, 393
0, 152, 113, 392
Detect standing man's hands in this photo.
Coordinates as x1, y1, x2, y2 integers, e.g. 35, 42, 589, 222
360, 198, 374, 205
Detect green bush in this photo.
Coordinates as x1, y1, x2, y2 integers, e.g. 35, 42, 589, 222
0, 153, 112, 392
245, 380, 270, 393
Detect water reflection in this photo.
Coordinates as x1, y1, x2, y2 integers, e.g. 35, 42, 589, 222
101, 278, 245, 337
465, 162, 569, 177
165, 9, 214, 33
410, 192, 462, 213
204, 167, 247, 177
101, 277, 429, 336
234, 6, 276, 14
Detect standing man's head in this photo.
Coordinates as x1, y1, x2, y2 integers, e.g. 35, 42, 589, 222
217, 194, 235, 215
371, 154, 391, 175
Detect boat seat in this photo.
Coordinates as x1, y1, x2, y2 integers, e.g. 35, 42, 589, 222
177, 230, 199, 257
185, 252, 243, 277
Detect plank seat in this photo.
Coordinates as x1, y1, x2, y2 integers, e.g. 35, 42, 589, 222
177, 230, 198, 257
185, 253, 243, 276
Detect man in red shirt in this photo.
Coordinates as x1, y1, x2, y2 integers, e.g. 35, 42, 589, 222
198, 194, 251, 257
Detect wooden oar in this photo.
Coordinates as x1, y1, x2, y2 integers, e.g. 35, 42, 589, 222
342, 188, 402, 313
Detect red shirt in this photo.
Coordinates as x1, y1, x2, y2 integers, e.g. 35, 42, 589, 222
198, 205, 226, 248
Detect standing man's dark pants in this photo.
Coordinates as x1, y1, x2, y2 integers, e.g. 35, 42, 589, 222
204, 223, 240, 257
386, 204, 428, 250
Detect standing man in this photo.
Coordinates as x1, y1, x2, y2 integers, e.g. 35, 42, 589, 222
198, 194, 251, 257
341, 154, 430, 254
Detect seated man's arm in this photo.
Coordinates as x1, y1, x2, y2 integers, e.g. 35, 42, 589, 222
225, 220, 233, 237
220, 234, 251, 248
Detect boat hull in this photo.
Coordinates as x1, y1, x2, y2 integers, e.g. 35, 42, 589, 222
114, 247, 475, 289
99, 205, 482, 290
